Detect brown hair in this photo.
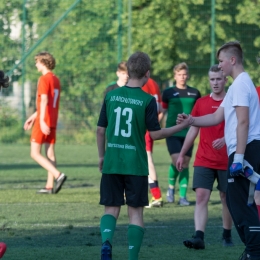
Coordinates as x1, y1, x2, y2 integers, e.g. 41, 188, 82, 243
117, 61, 127, 72
173, 62, 189, 74
127, 52, 151, 79
209, 64, 221, 73
34, 51, 56, 70
216, 41, 243, 63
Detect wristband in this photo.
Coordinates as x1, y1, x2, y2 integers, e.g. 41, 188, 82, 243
234, 154, 244, 164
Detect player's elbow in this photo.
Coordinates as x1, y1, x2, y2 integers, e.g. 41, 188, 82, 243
149, 130, 162, 140
96, 126, 106, 137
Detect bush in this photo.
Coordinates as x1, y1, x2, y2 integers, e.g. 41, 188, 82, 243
0, 100, 23, 143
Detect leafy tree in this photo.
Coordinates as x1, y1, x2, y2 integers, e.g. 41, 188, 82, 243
1, 0, 260, 143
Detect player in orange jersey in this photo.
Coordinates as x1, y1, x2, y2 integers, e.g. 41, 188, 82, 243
142, 78, 164, 208
24, 52, 67, 194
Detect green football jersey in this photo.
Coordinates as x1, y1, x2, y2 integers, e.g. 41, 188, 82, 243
102, 86, 154, 176
162, 86, 201, 137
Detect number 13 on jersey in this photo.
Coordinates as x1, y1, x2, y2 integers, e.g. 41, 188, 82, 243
114, 107, 133, 137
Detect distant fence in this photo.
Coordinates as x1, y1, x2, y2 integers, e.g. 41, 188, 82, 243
1, 0, 260, 143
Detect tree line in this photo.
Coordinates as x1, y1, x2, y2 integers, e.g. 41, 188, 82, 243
0, 0, 260, 143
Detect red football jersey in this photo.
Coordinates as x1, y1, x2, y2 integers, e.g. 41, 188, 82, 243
142, 78, 161, 112
36, 72, 60, 128
191, 94, 228, 170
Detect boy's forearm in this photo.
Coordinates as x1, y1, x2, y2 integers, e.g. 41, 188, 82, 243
179, 126, 199, 156
150, 124, 187, 140
40, 95, 48, 122
236, 121, 248, 154
96, 127, 106, 158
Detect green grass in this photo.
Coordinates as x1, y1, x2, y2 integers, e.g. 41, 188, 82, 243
0, 143, 245, 259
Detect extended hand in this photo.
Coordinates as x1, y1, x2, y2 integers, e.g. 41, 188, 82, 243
176, 156, 184, 172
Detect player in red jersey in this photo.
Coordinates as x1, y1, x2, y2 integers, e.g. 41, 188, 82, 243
142, 78, 164, 207
24, 52, 67, 194
176, 65, 233, 249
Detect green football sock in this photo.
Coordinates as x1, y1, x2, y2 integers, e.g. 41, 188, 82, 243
100, 214, 117, 244
179, 168, 189, 198
127, 224, 144, 260
168, 164, 179, 186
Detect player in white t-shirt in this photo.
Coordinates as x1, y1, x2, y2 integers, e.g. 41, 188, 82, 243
177, 41, 260, 260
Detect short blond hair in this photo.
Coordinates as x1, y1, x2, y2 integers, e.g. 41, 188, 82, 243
35, 51, 56, 70
173, 62, 189, 74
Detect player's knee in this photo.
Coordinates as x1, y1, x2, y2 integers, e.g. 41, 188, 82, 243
47, 154, 55, 161
196, 191, 210, 204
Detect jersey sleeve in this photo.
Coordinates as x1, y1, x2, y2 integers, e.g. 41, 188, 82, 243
97, 101, 108, 127
191, 98, 201, 116
37, 76, 49, 95
145, 98, 161, 131
161, 90, 168, 109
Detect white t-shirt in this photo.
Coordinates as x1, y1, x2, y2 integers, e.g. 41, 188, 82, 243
221, 72, 260, 156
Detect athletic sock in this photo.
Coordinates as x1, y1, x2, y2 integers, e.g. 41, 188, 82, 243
127, 224, 144, 260
168, 164, 179, 186
195, 230, 204, 240
149, 181, 162, 199
179, 168, 189, 198
222, 228, 231, 238
100, 214, 117, 244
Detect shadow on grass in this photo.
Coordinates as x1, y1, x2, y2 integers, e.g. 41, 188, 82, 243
0, 163, 97, 171
0, 208, 244, 260
1, 217, 243, 248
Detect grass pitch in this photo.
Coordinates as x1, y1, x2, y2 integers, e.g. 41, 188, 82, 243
0, 143, 244, 259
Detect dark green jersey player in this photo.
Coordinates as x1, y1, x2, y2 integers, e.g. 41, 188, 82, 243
97, 52, 191, 260
100, 87, 156, 176
162, 62, 201, 207
162, 85, 201, 137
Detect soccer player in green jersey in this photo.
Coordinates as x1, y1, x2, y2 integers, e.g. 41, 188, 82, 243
97, 52, 191, 260
162, 62, 201, 206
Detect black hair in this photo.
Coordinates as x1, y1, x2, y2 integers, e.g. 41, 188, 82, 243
0, 71, 9, 89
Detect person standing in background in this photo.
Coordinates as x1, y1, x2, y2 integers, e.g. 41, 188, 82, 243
142, 78, 164, 208
162, 62, 201, 206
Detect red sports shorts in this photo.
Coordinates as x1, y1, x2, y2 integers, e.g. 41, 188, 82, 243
31, 121, 56, 144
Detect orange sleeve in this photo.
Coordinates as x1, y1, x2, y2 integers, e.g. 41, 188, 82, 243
38, 76, 49, 95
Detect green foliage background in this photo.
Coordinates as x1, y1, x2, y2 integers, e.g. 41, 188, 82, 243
0, 0, 260, 143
